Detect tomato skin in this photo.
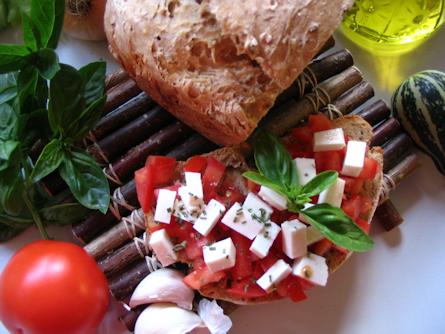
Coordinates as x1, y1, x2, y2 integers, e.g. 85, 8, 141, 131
202, 157, 226, 201
310, 238, 332, 256
276, 276, 307, 302
183, 259, 226, 290
308, 114, 332, 133
342, 195, 362, 221
315, 151, 342, 172
230, 232, 253, 280
227, 279, 267, 298
184, 156, 207, 173
146, 156, 176, 185
356, 218, 371, 234
358, 157, 379, 180
343, 177, 364, 196
0, 241, 109, 334
135, 166, 155, 213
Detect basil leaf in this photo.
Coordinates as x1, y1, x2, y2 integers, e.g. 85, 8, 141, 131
0, 44, 29, 72
21, 12, 39, 51
0, 213, 32, 228
59, 149, 110, 214
252, 130, 299, 190
28, 0, 56, 49
0, 224, 25, 242
0, 73, 17, 104
47, 0, 64, 49
0, 103, 18, 140
19, 109, 51, 152
0, 140, 19, 172
301, 171, 338, 198
31, 139, 63, 182
79, 61, 106, 106
31, 48, 60, 80
40, 203, 89, 225
242, 171, 286, 196
301, 204, 374, 252
68, 96, 106, 140
48, 64, 85, 135
16, 66, 48, 113
0, 163, 24, 216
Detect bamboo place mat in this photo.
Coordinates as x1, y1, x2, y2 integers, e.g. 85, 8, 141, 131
40, 38, 419, 331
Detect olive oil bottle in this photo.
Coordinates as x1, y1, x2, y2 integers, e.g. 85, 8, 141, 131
341, 0, 445, 55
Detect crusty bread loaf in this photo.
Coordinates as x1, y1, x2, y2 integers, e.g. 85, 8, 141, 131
104, 0, 353, 146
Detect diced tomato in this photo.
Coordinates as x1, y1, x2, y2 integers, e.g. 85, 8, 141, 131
252, 262, 265, 280
183, 266, 226, 290
298, 278, 316, 290
355, 218, 371, 234
315, 151, 342, 172
276, 276, 307, 302
227, 279, 267, 299
342, 195, 361, 221
272, 231, 284, 254
308, 114, 332, 133
135, 166, 155, 213
164, 219, 193, 241
147, 223, 164, 234
231, 232, 253, 280
202, 157, 226, 201
215, 182, 245, 208
360, 195, 373, 215
259, 253, 279, 272
310, 238, 332, 256
184, 156, 207, 173
343, 177, 364, 196
247, 179, 260, 193
291, 126, 313, 151
184, 232, 215, 260
146, 156, 176, 186
332, 244, 348, 254
358, 157, 379, 180
154, 184, 180, 200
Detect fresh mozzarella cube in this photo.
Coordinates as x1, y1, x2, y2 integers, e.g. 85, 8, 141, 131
292, 253, 329, 286
203, 238, 236, 272
193, 199, 226, 236
294, 158, 317, 186
184, 172, 203, 199
243, 192, 273, 224
172, 199, 197, 223
149, 229, 177, 267
341, 140, 367, 177
317, 178, 345, 208
282, 219, 307, 259
258, 186, 287, 210
154, 189, 177, 224
249, 222, 281, 259
313, 128, 346, 152
221, 203, 263, 240
298, 203, 314, 224
306, 226, 324, 245
257, 259, 292, 291
178, 186, 204, 219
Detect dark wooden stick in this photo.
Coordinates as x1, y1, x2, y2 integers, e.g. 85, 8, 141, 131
109, 260, 148, 302
104, 79, 141, 114
330, 81, 374, 115
317, 36, 335, 56
371, 117, 402, 147
105, 70, 129, 90
383, 133, 413, 173
120, 305, 144, 332
373, 200, 404, 231
166, 133, 218, 160
355, 100, 391, 126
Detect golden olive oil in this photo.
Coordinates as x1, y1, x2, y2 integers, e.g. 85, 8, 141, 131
341, 0, 445, 55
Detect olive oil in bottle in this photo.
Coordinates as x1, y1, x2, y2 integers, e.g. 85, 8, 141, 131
341, 0, 445, 55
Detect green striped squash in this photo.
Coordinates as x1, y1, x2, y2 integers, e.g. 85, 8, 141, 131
392, 70, 445, 175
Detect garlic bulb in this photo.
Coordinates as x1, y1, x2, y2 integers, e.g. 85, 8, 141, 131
197, 299, 233, 334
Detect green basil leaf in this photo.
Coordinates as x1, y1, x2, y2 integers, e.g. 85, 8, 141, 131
48, 64, 85, 135
79, 61, 106, 106
47, 0, 64, 49
31, 48, 60, 80
31, 139, 63, 182
59, 149, 110, 214
0, 163, 24, 216
40, 203, 89, 225
252, 130, 299, 190
28, 0, 56, 48
21, 12, 39, 51
242, 171, 286, 196
301, 204, 374, 252
301, 171, 338, 198
67, 95, 106, 139
19, 109, 51, 152
0, 213, 33, 228
0, 44, 29, 73
0, 72, 17, 104
16, 66, 48, 113
0, 103, 18, 140
0, 140, 19, 172
0, 224, 25, 242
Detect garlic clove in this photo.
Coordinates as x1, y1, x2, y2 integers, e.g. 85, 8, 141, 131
197, 299, 233, 334
135, 303, 208, 334
129, 268, 195, 310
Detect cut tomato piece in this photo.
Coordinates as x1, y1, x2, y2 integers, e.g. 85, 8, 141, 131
315, 151, 342, 172
310, 238, 332, 256
202, 157, 226, 201
247, 179, 260, 193
183, 267, 226, 290
342, 195, 362, 221
343, 177, 364, 196
358, 157, 379, 180
259, 253, 279, 272
184, 156, 207, 173
292, 126, 313, 148
276, 276, 307, 302
308, 114, 332, 133
184, 232, 215, 260
135, 166, 155, 213
146, 156, 177, 186
355, 218, 371, 234
231, 232, 253, 280
227, 279, 267, 299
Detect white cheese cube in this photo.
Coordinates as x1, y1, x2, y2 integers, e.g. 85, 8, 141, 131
178, 186, 204, 219
294, 158, 317, 186
298, 203, 314, 224
249, 222, 281, 259
257, 259, 292, 291
203, 238, 236, 272
258, 186, 287, 210
193, 199, 226, 236
313, 128, 346, 152
341, 140, 367, 177
282, 219, 307, 259
317, 178, 345, 208
306, 226, 324, 245
172, 199, 197, 223
154, 189, 177, 224
243, 192, 273, 225
149, 229, 177, 267
221, 203, 263, 240
292, 253, 329, 286
184, 172, 203, 199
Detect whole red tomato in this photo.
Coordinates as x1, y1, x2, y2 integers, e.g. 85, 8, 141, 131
0, 240, 109, 334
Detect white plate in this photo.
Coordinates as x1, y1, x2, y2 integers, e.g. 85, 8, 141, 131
1, 27, 445, 334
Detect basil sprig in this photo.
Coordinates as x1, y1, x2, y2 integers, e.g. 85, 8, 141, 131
0, 0, 110, 241
243, 131, 374, 252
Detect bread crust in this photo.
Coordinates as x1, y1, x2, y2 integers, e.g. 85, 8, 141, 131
104, 0, 353, 146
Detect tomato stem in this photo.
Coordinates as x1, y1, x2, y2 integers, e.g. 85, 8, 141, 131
22, 192, 51, 240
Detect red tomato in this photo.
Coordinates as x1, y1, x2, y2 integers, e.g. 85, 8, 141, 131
358, 157, 379, 180
0, 241, 109, 334
227, 279, 267, 298
146, 156, 176, 185
259, 253, 279, 272
202, 157, 226, 201
183, 260, 226, 290
184, 156, 207, 173
342, 195, 362, 221
310, 238, 332, 256
355, 218, 371, 234
308, 114, 332, 133
230, 232, 253, 280
184, 232, 215, 260
276, 276, 307, 302
291, 126, 313, 151
135, 166, 155, 213
247, 179, 260, 193
315, 151, 342, 172
343, 177, 364, 196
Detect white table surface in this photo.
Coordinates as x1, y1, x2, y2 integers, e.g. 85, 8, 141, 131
1, 26, 445, 334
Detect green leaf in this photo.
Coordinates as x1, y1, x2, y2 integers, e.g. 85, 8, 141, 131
31, 48, 60, 80
21, 12, 39, 51
79, 61, 107, 106
242, 171, 286, 196
0, 163, 24, 216
301, 171, 338, 198
0, 44, 29, 73
252, 130, 299, 190
28, 0, 56, 48
16, 66, 48, 113
19, 109, 51, 153
40, 203, 89, 225
31, 139, 63, 182
0, 224, 25, 242
0, 72, 18, 104
0, 103, 18, 140
301, 204, 374, 252
0, 213, 33, 229
67, 95, 106, 139
59, 149, 110, 214
0, 140, 19, 172
47, 0, 64, 49
48, 64, 85, 135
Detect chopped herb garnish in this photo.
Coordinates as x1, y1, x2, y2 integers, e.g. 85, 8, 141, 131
208, 246, 216, 251
173, 240, 187, 252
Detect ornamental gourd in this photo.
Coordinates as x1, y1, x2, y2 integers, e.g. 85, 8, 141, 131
392, 70, 445, 175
